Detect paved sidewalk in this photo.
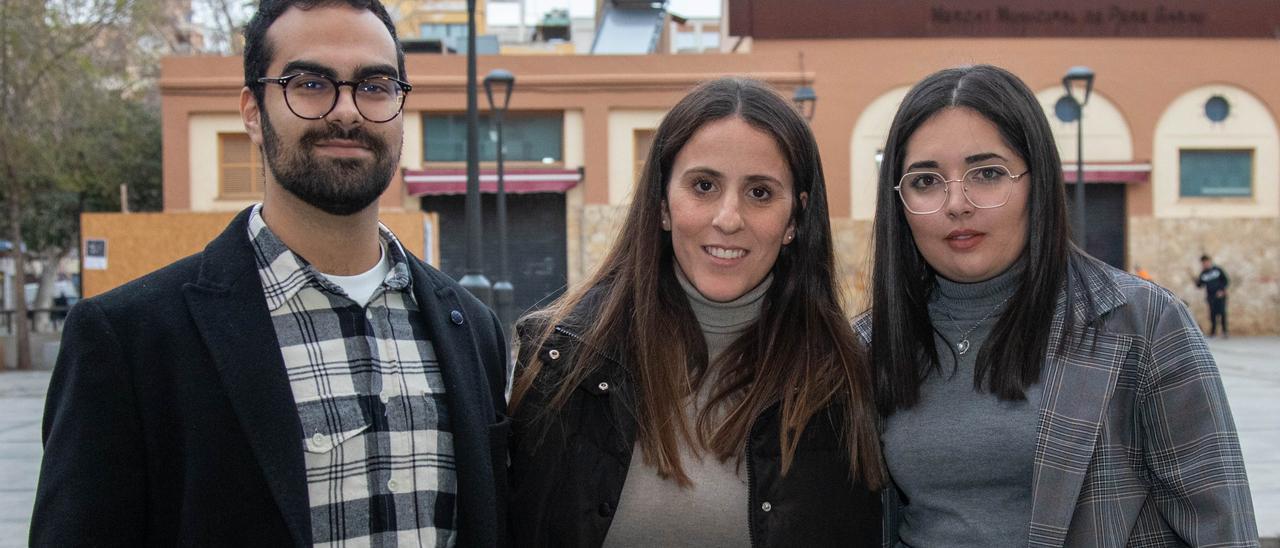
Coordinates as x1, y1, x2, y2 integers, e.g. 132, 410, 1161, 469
0, 372, 52, 546
1208, 336, 1280, 538
0, 339, 1276, 543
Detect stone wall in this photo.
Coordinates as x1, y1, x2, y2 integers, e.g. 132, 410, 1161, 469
574, 204, 629, 284
1129, 217, 1280, 336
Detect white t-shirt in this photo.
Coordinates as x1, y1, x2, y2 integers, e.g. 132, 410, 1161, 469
321, 243, 391, 307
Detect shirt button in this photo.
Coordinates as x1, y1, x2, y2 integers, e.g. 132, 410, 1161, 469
387, 479, 399, 492
761, 501, 772, 512
310, 433, 328, 449
380, 392, 392, 404
450, 310, 464, 325
597, 381, 609, 392
548, 349, 561, 360
597, 502, 614, 517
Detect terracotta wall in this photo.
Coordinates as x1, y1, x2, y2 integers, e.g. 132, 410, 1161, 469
162, 38, 1280, 218
747, 37, 1280, 219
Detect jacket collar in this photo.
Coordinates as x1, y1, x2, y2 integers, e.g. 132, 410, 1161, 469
1029, 255, 1133, 546
183, 206, 313, 546
545, 283, 626, 368
1059, 252, 1126, 327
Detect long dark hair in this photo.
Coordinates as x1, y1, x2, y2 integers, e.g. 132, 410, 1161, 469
871, 64, 1101, 412
511, 77, 884, 489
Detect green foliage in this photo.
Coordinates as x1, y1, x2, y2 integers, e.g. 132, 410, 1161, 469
2, 0, 164, 255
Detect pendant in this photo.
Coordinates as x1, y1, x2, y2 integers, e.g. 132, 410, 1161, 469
957, 339, 970, 355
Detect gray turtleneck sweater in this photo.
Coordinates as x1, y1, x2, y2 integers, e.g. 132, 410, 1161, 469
602, 269, 770, 548
882, 267, 1043, 547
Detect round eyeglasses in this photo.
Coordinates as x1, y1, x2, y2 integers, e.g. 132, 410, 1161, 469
893, 165, 1029, 215
256, 72, 412, 123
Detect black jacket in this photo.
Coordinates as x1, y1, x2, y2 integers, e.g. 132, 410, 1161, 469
507, 304, 881, 547
31, 207, 511, 546
1197, 265, 1229, 299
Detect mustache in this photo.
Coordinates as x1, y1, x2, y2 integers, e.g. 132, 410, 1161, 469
299, 125, 385, 151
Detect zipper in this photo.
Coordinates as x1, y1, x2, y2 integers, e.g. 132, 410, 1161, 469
552, 324, 623, 366
553, 324, 585, 342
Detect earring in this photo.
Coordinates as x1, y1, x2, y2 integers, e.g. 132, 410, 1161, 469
661, 217, 671, 230
784, 230, 795, 243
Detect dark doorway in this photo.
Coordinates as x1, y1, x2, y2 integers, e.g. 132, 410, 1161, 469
1067, 182, 1126, 269
419, 193, 568, 318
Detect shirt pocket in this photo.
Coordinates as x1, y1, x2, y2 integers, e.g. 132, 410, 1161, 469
298, 396, 372, 505
298, 396, 372, 456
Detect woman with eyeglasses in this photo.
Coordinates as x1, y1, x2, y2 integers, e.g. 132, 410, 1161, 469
507, 77, 884, 546
861, 64, 1257, 546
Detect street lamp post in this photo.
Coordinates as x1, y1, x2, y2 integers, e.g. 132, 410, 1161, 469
1063, 66, 1095, 246
459, 0, 492, 305
792, 51, 817, 121
484, 69, 516, 336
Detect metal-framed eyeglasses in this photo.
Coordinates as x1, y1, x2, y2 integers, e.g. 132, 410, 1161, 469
893, 165, 1029, 215
256, 72, 412, 123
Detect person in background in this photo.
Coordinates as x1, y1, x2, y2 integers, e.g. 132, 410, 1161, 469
31, 1, 509, 544
507, 77, 884, 547
863, 64, 1256, 546
1194, 254, 1230, 338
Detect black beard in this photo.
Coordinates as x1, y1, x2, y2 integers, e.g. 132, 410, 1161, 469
261, 109, 399, 216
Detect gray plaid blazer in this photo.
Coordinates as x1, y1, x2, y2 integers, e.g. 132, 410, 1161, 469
858, 258, 1258, 547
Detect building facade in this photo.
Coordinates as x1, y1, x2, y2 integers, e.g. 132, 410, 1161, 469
150, 0, 1280, 333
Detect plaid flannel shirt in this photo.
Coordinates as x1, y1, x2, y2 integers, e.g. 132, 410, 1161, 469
249, 205, 457, 547
859, 254, 1257, 547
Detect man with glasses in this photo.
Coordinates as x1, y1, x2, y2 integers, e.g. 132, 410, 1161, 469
31, 1, 509, 545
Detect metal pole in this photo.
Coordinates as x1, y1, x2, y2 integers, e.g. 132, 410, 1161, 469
459, 0, 492, 306
1075, 101, 1086, 247
492, 108, 514, 337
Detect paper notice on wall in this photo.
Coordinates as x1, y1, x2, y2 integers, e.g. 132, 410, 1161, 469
84, 239, 107, 270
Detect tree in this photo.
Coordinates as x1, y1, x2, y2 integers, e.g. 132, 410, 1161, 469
191, 0, 254, 54
1, 0, 160, 369
23, 92, 162, 333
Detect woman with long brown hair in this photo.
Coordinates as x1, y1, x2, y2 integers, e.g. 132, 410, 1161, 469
506, 77, 884, 546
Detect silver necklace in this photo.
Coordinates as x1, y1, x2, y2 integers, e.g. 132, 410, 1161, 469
941, 294, 1012, 355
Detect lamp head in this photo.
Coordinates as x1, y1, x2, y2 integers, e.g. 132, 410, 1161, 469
792, 85, 817, 121
484, 68, 516, 112
1062, 65, 1095, 106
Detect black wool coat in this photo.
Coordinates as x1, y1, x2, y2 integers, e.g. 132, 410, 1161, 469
31, 207, 511, 547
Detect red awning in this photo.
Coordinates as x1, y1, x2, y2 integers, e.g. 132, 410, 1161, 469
1061, 162, 1150, 183
404, 167, 582, 196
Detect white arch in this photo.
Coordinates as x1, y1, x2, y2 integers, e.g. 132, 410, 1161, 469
1034, 88, 1134, 163
849, 86, 911, 221
1152, 84, 1280, 218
